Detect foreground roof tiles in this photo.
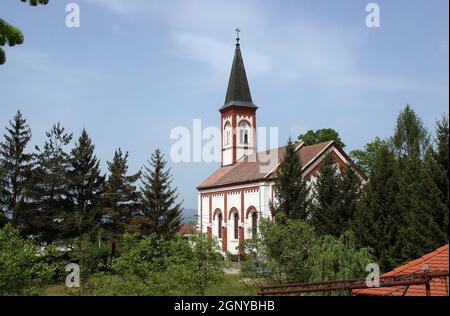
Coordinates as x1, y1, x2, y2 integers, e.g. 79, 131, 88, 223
353, 244, 449, 296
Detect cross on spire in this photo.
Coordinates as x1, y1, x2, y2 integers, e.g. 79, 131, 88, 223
235, 27, 241, 45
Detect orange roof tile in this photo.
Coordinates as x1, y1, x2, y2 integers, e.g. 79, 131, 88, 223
353, 244, 449, 296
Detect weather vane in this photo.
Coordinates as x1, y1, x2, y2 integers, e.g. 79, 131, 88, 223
235, 27, 241, 45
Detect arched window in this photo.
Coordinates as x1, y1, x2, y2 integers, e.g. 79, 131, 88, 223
238, 121, 250, 145
218, 213, 223, 239
251, 212, 258, 239
223, 122, 231, 146
234, 213, 239, 239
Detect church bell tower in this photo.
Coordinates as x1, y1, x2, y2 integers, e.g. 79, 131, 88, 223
221, 29, 258, 167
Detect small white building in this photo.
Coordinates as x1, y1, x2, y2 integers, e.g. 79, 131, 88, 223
197, 36, 366, 255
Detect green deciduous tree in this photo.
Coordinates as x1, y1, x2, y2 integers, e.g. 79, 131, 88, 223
242, 219, 316, 285
392, 104, 430, 160
134, 149, 182, 238
0, 111, 33, 228
272, 138, 311, 221
88, 233, 225, 296
0, 224, 54, 295
0, 0, 49, 64
350, 137, 390, 175
298, 128, 345, 148
308, 232, 373, 295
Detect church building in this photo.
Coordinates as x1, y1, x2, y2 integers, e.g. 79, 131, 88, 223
197, 34, 366, 255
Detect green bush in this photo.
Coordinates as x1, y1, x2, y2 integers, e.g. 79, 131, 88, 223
0, 224, 54, 295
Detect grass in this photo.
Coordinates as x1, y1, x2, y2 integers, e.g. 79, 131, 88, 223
206, 274, 256, 296
41, 274, 256, 296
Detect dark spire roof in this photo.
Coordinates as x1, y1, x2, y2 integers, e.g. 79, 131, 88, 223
220, 34, 257, 111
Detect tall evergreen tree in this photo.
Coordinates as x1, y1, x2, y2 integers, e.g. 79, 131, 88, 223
430, 115, 449, 233
0, 111, 33, 228
136, 149, 182, 238
23, 123, 73, 242
272, 138, 311, 221
66, 129, 105, 239
352, 146, 402, 271
396, 157, 446, 261
337, 165, 362, 234
311, 155, 362, 237
311, 154, 341, 236
392, 104, 430, 160
103, 148, 141, 245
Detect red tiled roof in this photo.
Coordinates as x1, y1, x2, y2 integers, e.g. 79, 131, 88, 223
353, 244, 449, 296
178, 224, 196, 235
197, 141, 334, 190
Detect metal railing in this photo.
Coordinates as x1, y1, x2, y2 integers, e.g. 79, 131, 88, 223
258, 270, 449, 296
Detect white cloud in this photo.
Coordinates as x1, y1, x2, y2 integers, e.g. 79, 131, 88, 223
84, 0, 448, 97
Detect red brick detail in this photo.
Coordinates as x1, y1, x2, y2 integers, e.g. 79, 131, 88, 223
213, 208, 222, 220
239, 227, 245, 254
222, 227, 228, 252
246, 206, 258, 219
207, 227, 212, 237
240, 190, 245, 223
209, 195, 212, 224
224, 193, 228, 223
228, 207, 239, 220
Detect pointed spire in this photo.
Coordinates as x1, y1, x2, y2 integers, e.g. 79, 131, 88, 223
221, 29, 257, 111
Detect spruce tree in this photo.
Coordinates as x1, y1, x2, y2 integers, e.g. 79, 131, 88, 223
0, 111, 33, 228
272, 138, 311, 221
431, 115, 449, 233
66, 129, 105, 239
396, 157, 446, 261
352, 146, 402, 271
137, 149, 182, 238
23, 123, 73, 242
103, 148, 141, 245
336, 165, 362, 235
311, 154, 341, 236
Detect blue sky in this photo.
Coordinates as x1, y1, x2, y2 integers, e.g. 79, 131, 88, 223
0, 0, 448, 209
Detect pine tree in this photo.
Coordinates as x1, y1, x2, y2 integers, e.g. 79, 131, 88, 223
23, 123, 73, 242
0, 0, 49, 65
311, 154, 341, 236
352, 146, 402, 271
431, 115, 449, 235
272, 138, 311, 221
66, 129, 105, 239
136, 149, 182, 238
336, 165, 362, 234
0, 111, 33, 228
103, 148, 141, 245
423, 150, 448, 242
396, 157, 446, 261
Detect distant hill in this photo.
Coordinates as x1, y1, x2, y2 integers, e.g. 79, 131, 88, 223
182, 208, 197, 224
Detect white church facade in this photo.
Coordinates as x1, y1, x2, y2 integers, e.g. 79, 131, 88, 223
197, 35, 366, 255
